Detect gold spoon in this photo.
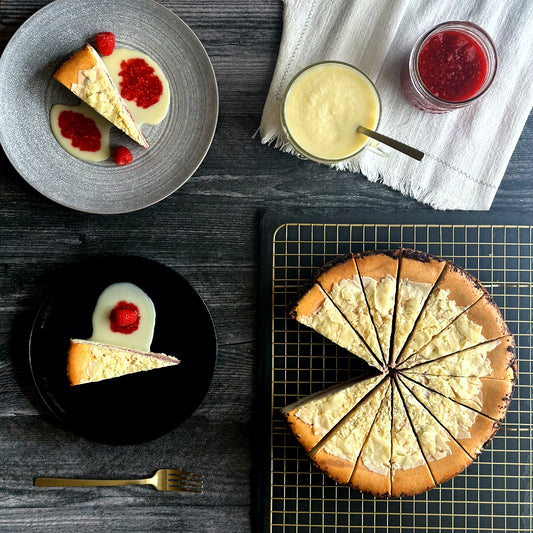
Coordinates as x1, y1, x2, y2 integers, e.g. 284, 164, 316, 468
357, 125, 424, 161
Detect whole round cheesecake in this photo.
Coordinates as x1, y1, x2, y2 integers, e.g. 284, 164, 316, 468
284, 249, 516, 497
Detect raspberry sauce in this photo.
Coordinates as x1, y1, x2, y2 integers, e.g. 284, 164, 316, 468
417, 30, 488, 102
58, 110, 101, 151
119, 58, 163, 109
109, 301, 141, 334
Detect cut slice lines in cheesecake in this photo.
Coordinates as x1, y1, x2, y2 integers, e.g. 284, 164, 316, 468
390, 378, 435, 496
402, 372, 514, 423
289, 283, 384, 370
405, 336, 516, 381
308, 378, 389, 485
395, 261, 487, 368
349, 380, 392, 497
398, 374, 500, 459
390, 249, 446, 366
317, 253, 384, 365
395, 377, 474, 485
399, 292, 511, 370
284, 249, 516, 496
281, 374, 383, 453
354, 250, 401, 366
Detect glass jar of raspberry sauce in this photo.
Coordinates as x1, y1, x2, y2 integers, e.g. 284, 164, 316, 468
401, 21, 497, 113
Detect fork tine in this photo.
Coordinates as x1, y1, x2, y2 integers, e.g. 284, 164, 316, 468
167, 479, 203, 493
168, 477, 203, 488
163, 469, 203, 493
166, 469, 202, 478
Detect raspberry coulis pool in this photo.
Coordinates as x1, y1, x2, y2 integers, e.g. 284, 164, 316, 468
58, 110, 101, 152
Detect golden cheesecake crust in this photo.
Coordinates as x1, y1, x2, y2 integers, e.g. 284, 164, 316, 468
54, 44, 98, 90
67, 339, 95, 386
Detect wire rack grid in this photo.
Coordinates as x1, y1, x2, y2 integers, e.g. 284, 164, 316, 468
267, 222, 533, 533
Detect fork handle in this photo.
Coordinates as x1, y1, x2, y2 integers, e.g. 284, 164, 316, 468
34, 477, 149, 487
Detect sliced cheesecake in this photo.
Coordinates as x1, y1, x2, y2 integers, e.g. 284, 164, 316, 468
67, 339, 180, 385
390, 250, 446, 366
316, 253, 383, 364
283, 249, 515, 497
289, 283, 384, 371
349, 382, 392, 497
354, 250, 401, 364
54, 44, 148, 148
396, 378, 473, 487
396, 261, 487, 366
309, 378, 389, 485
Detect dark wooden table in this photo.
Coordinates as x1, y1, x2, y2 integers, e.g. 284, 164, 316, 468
1, 1, 532, 531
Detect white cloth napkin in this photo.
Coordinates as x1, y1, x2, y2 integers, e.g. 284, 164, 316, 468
259, 0, 533, 210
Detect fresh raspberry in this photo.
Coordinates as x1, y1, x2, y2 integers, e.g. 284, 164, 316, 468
113, 146, 133, 166
113, 307, 139, 327
95, 32, 116, 56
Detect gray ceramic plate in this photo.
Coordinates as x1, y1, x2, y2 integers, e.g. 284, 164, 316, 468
0, 0, 218, 214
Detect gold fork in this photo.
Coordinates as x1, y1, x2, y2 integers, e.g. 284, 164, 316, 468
34, 469, 203, 493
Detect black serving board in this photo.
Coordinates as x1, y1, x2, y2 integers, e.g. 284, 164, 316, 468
256, 209, 533, 533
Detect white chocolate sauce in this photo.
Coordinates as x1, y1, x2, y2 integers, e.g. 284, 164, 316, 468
89, 282, 156, 352
50, 103, 111, 162
103, 48, 170, 126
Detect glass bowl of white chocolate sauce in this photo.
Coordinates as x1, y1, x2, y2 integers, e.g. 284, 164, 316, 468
281, 61, 382, 164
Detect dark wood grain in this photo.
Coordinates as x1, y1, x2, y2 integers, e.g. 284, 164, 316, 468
0, 1, 532, 531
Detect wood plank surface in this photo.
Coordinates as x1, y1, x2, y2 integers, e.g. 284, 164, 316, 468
0, 1, 532, 532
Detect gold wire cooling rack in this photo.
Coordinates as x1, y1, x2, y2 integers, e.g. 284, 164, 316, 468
260, 217, 533, 533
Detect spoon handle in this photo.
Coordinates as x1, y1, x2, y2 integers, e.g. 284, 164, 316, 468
357, 125, 424, 161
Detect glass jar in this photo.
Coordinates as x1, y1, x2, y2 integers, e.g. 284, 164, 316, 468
401, 21, 497, 113
280, 61, 383, 163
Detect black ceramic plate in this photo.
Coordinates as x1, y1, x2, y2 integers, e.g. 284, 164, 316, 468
29, 256, 217, 445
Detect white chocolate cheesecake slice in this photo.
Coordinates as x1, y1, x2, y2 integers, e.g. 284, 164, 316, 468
282, 374, 383, 453
401, 375, 500, 459
390, 250, 446, 365
316, 253, 383, 364
349, 382, 392, 497
390, 380, 435, 497
67, 339, 179, 385
290, 283, 384, 370
396, 262, 486, 366
400, 293, 511, 370
405, 336, 516, 381
54, 44, 148, 148
396, 378, 473, 487
309, 378, 389, 485
355, 250, 401, 364
403, 372, 514, 423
